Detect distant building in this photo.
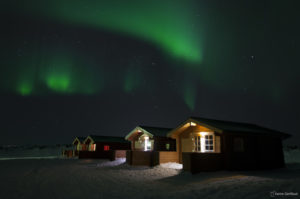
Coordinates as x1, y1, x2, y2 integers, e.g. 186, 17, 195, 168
125, 126, 178, 166
79, 135, 131, 160
72, 136, 87, 152
63, 136, 87, 157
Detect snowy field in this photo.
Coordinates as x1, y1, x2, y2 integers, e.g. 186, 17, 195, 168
0, 148, 299, 199
0, 145, 65, 160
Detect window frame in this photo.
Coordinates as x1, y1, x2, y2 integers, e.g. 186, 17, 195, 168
204, 134, 214, 152
194, 136, 201, 152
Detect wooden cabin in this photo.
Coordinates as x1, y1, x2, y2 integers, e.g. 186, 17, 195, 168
63, 136, 87, 157
125, 126, 177, 166
72, 137, 87, 154
167, 117, 290, 173
79, 135, 131, 160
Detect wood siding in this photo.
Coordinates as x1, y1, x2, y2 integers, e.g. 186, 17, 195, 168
126, 151, 179, 166
173, 125, 218, 163
153, 137, 176, 151
130, 134, 176, 152
114, 150, 127, 159
158, 151, 179, 163
223, 132, 285, 170
78, 150, 127, 160
126, 151, 154, 166
169, 121, 286, 173
94, 142, 130, 152
182, 152, 224, 173
79, 150, 113, 160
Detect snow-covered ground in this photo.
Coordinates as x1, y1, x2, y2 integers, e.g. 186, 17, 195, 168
0, 147, 299, 199
0, 145, 66, 160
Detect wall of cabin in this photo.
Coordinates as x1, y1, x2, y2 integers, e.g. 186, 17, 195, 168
172, 125, 222, 163
95, 142, 131, 152
223, 132, 285, 170
182, 152, 225, 173
130, 133, 176, 151
153, 137, 176, 151
126, 151, 179, 166
75, 144, 87, 151
131, 133, 154, 151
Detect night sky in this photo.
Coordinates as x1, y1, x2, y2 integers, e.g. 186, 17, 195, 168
1, 0, 299, 145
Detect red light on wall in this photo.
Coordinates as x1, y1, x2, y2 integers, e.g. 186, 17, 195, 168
104, 145, 110, 151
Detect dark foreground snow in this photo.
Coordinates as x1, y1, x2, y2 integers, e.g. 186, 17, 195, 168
0, 158, 299, 199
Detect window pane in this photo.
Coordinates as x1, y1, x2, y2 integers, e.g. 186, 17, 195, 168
166, 143, 170, 150
194, 136, 201, 152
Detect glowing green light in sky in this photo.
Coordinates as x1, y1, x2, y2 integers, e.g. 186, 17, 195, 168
15, 64, 36, 96
46, 76, 71, 93
39, 53, 74, 93
7, 50, 104, 96
22, 0, 203, 63
184, 86, 196, 111
18, 83, 33, 96
123, 69, 141, 93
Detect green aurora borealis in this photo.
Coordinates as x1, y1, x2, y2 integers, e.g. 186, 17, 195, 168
1, 0, 299, 111
1, 0, 300, 145
24, 0, 204, 63
2, 0, 205, 110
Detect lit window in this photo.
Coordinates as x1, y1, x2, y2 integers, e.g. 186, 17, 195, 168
205, 135, 214, 152
166, 143, 170, 150
234, 138, 244, 152
144, 136, 152, 151
194, 136, 201, 152
146, 141, 151, 150
104, 145, 110, 151
90, 144, 96, 151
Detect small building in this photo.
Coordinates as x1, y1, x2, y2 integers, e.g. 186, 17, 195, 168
167, 117, 290, 173
79, 135, 131, 160
62, 136, 87, 157
72, 136, 87, 152
125, 126, 177, 166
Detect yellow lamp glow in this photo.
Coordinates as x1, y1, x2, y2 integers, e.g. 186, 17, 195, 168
190, 122, 197, 126
200, 132, 209, 136
144, 136, 149, 151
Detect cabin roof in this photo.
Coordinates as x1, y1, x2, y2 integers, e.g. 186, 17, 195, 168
191, 117, 290, 138
86, 135, 129, 143
72, 136, 86, 145
139, 126, 172, 137
168, 117, 290, 139
125, 126, 172, 140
